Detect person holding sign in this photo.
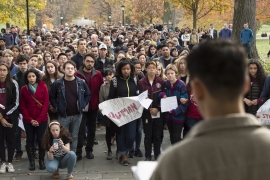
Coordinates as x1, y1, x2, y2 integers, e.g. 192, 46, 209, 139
108, 58, 140, 166
42, 121, 76, 180
138, 61, 164, 161
159, 64, 188, 144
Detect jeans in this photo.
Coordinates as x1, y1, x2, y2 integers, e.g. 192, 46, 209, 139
117, 120, 137, 155
243, 44, 251, 59
167, 121, 183, 145
46, 151, 76, 174
58, 114, 82, 152
0, 118, 18, 162
85, 109, 98, 153
142, 117, 163, 159
130, 119, 142, 153
15, 126, 23, 154
97, 111, 103, 125
185, 117, 202, 133
76, 112, 87, 156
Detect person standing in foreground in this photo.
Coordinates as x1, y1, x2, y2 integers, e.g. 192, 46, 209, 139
151, 39, 270, 180
50, 61, 91, 152
75, 53, 104, 160
20, 69, 49, 171
0, 62, 19, 173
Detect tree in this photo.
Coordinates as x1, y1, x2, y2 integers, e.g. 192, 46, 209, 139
169, 0, 230, 29
0, 0, 46, 27
125, 0, 164, 25
232, 0, 259, 59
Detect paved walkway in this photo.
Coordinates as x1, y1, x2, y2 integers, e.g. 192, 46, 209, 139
1, 127, 171, 180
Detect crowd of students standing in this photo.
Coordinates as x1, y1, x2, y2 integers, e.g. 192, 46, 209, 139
0, 22, 264, 180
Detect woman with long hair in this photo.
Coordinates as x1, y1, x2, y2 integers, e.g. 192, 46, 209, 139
244, 59, 267, 115
170, 47, 179, 58
20, 69, 49, 171
147, 45, 157, 58
42, 60, 63, 120
0, 62, 19, 173
43, 52, 53, 63
176, 56, 190, 84
42, 121, 76, 180
159, 64, 188, 144
107, 59, 140, 166
10, 46, 21, 64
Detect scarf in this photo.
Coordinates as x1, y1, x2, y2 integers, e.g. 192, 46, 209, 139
28, 82, 38, 94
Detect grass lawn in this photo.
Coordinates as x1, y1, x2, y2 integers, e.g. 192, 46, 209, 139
257, 39, 269, 60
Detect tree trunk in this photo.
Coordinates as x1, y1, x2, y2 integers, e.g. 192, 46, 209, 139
193, 10, 197, 29
232, 0, 259, 59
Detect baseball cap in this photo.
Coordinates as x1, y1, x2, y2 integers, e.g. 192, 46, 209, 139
99, 44, 107, 50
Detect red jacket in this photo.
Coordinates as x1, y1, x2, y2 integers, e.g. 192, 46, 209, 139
75, 67, 104, 110
20, 81, 49, 124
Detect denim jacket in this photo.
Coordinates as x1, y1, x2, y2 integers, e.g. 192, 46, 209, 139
50, 76, 91, 117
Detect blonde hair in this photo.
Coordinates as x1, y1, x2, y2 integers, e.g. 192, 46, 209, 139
2, 49, 14, 57
165, 64, 178, 75
155, 61, 166, 80
176, 56, 189, 83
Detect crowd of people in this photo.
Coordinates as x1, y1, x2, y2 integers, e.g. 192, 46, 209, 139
0, 21, 262, 180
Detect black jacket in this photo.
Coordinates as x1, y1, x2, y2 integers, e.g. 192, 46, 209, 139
2, 79, 19, 124
94, 57, 114, 77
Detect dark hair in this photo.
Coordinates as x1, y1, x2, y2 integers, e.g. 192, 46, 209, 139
147, 44, 157, 57
115, 58, 135, 77
160, 43, 169, 49
186, 39, 247, 100
170, 47, 179, 57
77, 38, 86, 46
133, 60, 142, 67
104, 69, 115, 76
33, 48, 43, 54
0, 37, 5, 42
248, 59, 267, 91
10, 46, 21, 53
83, 52, 96, 61
65, 49, 73, 54
42, 60, 63, 91
0, 62, 12, 93
42, 120, 72, 150
16, 54, 29, 64
63, 60, 76, 69
57, 53, 68, 60
23, 69, 41, 84
144, 29, 151, 35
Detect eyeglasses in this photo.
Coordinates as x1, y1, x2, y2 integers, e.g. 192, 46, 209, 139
0, 69, 7, 72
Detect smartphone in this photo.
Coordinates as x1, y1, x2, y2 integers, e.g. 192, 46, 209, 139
53, 139, 59, 149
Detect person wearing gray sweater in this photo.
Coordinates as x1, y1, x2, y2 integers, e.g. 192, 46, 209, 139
99, 69, 115, 160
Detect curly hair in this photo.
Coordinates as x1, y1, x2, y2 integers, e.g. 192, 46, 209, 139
42, 120, 72, 150
23, 69, 41, 84
248, 59, 267, 91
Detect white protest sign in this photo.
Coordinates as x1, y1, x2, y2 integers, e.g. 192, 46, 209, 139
99, 91, 152, 127
257, 99, 270, 125
161, 96, 178, 112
